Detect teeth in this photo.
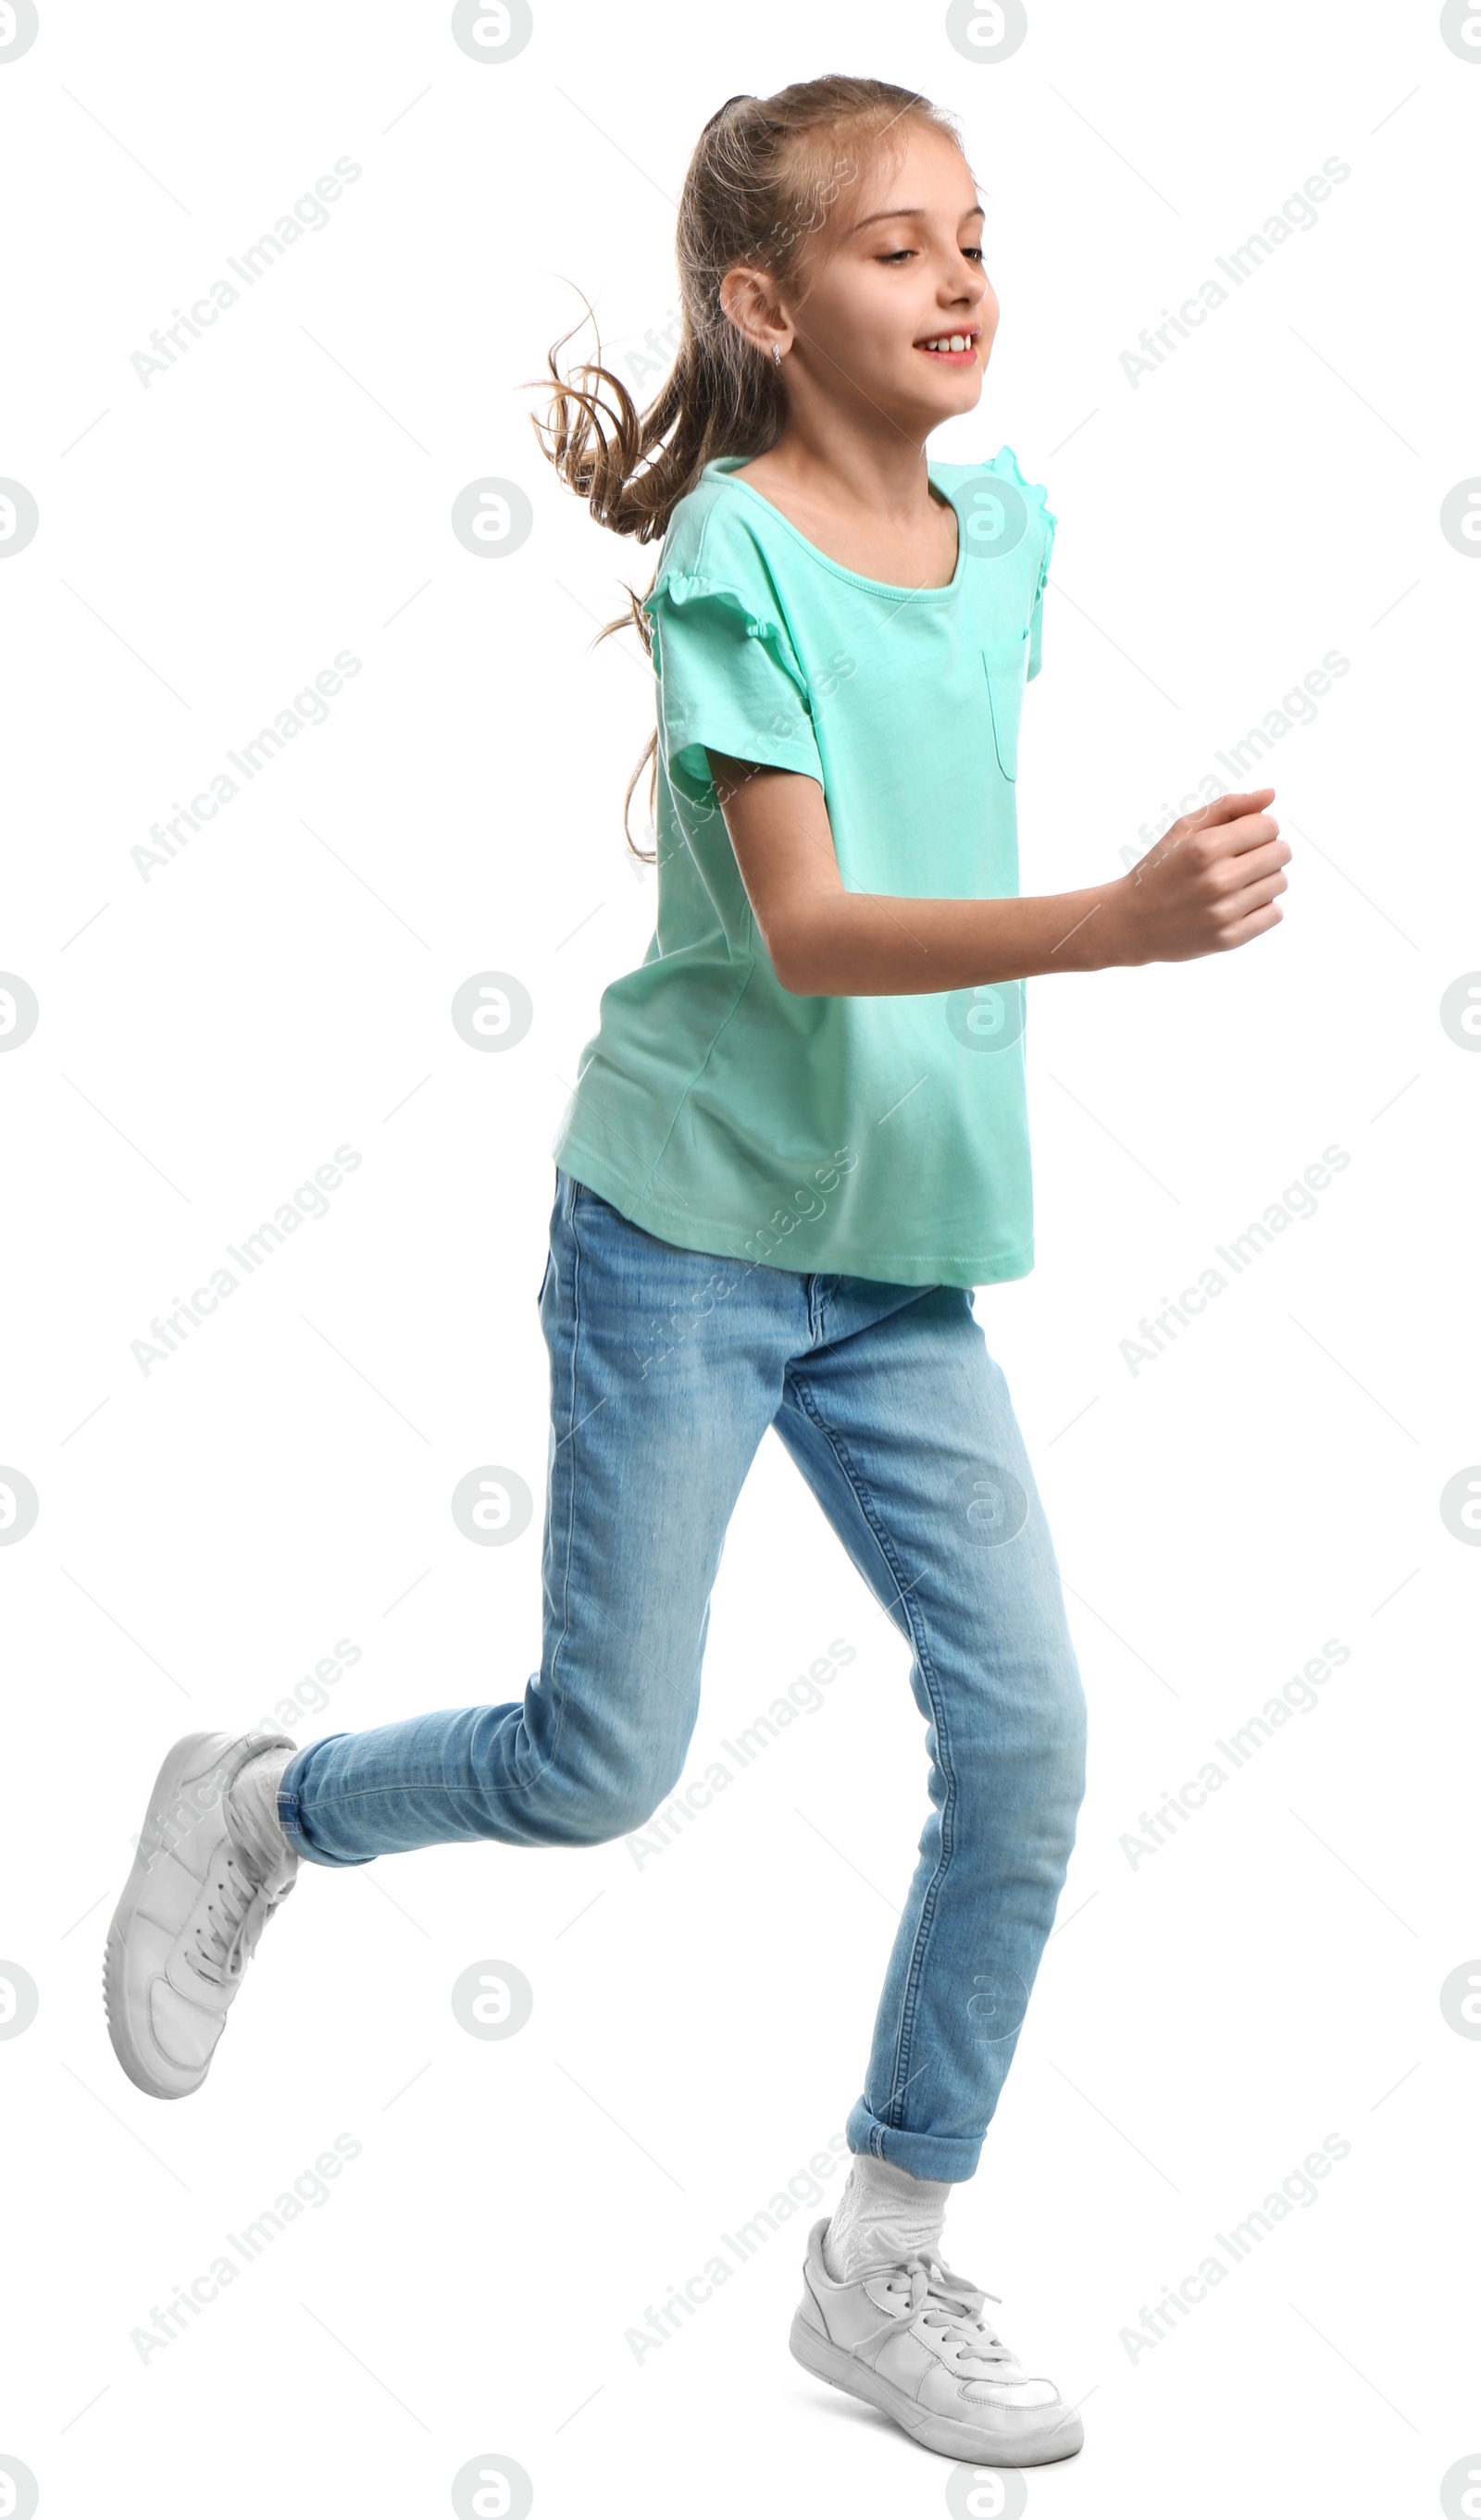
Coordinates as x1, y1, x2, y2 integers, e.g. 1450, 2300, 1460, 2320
924, 335, 972, 353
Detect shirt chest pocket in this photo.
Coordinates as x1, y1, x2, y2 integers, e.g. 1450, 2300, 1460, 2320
982, 629, 1030, 784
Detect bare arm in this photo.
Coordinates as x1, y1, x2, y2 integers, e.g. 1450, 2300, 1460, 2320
706, 752, 1291, 996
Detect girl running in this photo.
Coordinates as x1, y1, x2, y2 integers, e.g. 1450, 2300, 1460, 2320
106, 75, 1288, 2471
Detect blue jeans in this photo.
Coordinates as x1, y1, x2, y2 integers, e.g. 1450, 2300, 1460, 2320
278, 1169, 1087, 2181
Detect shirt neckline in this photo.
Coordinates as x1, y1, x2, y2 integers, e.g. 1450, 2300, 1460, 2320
703, 457, 965, 601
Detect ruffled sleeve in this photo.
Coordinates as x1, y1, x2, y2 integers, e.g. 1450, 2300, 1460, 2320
641, 539, 824, 806
986, 445, 1056, 684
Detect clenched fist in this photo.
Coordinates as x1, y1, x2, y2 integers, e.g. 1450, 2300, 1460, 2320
1107, 788, 1290, 965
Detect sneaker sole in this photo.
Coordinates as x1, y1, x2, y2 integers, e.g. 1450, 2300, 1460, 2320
104, 1731, 233, 2102
789, 2310, 1085, 2466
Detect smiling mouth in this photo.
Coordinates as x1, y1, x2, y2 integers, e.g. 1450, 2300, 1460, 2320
914, 329, 979, 365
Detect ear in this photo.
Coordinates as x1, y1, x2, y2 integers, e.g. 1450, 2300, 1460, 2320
718, 264, 786, 359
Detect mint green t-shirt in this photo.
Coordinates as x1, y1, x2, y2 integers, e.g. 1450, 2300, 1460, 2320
552, 445, 1056, 1288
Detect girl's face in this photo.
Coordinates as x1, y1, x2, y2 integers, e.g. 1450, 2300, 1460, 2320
791, 124, 996, 432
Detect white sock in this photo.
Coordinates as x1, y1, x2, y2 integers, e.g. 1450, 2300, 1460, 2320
823, 2152, 952, 2281
225, 1744, 298, 1886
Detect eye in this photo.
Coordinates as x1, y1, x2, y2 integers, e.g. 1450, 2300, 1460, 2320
877, 248, 915, 264
962, 244, 984, 263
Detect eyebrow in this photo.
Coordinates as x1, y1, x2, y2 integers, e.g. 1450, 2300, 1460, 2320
852, 201, 985, 230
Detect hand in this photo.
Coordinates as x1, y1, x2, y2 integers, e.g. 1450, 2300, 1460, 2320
1105, 788, 1290, 966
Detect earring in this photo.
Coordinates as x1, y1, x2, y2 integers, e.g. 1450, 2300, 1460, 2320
772, 343, 782, 366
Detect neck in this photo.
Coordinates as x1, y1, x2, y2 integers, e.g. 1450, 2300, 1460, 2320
758, 394, 939, 525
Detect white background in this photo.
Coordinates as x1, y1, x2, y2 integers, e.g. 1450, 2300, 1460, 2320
2, 2, 1478, 2514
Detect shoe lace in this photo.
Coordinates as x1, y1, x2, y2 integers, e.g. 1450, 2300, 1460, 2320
191, 1850, 284, 1986
872, 2250, 1014, 2372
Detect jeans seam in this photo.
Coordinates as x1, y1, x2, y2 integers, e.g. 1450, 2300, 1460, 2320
539, 1182, 586, 1785
281, 1781, 561, 1806
787, 1367, 955, 2138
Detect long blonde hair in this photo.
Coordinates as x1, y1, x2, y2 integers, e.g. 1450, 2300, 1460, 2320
529, 75, 962, 854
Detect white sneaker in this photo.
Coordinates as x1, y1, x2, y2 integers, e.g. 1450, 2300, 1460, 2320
104, 1731, 299, 2100
790, 2216, 1083, 2466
